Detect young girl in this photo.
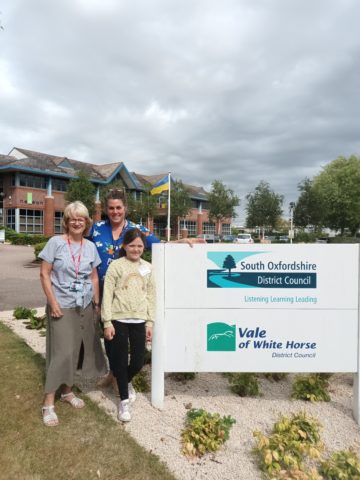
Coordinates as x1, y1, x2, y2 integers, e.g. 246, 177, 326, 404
101, 228, 155, 421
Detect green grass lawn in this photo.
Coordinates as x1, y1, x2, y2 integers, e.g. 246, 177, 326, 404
0, 322, 177, 480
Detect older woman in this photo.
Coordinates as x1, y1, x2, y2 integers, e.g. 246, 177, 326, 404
39, 201, 106, 427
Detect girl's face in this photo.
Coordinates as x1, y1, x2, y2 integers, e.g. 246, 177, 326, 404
123, 237, 145, 262
106, 199, 127, 226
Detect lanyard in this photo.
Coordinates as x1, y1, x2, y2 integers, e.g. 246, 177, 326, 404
67, 238, 83, 279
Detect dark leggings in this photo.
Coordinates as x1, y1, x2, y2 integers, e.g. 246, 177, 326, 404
111, 321, 146, 401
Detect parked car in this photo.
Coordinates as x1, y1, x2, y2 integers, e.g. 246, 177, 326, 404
234, 233, 254, 244
196, 234, 215, 243
221, 234, 235, 242
279, 235, 289, 243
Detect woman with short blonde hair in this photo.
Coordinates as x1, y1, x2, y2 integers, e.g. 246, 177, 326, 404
39, 201, 106, 427
62, 201, 92, 236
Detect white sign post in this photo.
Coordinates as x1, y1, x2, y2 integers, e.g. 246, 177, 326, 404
151, 243, 360, 423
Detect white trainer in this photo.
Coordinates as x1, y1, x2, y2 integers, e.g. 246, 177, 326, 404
128, 382, 137, 403
118, 399, 131, 422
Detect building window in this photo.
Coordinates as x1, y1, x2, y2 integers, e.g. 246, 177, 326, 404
6, 209, 15, 230
19, 209, 43, 233
153, 219, 167, 238
18, 173, 47, 189
221, 223, 231, 235
54, 211, 63, 234
179, 220, 197, 236
52, 178, 68, 192
202, 222, 216, 234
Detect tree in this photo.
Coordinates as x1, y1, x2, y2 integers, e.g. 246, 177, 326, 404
208, 180, 240, 234
65, 170, 96, 217
313, 155, 360, 235
127, 186, 158, 225
293, 178, 324, 231
170, 180, 192, 239
223, 254, 236, 278
246, 181, 283, 233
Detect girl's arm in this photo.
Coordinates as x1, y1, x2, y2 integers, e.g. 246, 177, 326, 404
40, 261, 63, 318
145, 269, 156, 342
101, 263, 118, 340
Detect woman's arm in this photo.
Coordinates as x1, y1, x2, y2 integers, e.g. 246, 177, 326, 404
40, 261, 63, 318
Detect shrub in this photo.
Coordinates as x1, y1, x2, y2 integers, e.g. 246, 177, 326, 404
7, 230, 48, 245
132, 370, 150, 392
181, 408, 236, 457
34, 241, 47, 260
226, 372, 260, 397
292, 374, 330, 402
13, 306, 37, 320
319, 449, 360, 479
142, 250, 152, 262
169, 372, 196, 382
253, 411, 323, 478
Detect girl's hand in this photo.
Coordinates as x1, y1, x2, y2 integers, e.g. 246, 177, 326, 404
145, 326, 153, 342
104, 325, 115, 341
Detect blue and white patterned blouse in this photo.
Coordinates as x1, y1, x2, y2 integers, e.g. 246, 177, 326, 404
88, 219, 160, 285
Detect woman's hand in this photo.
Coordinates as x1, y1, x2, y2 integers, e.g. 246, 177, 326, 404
174, 237, 206, 247
145, 325, 153, 342
50, 301, 63, 318
104, 325, 115, 341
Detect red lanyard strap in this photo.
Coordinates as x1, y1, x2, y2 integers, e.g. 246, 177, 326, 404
67, 238, 83, 279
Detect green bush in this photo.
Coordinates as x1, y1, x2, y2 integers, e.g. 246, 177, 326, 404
142, 250, 152, 262
5, 228, 48, 245
181, 408, 236, 457
34, 241, 47, 260
292, 374, 330, 402
132, 370, 150, 392
253, 411, 323, 478
294, 231, 317, 243
169, 372, 196, 382
13, 306, 37, 320
319, 449, 360, 479
226, 372, 261, 397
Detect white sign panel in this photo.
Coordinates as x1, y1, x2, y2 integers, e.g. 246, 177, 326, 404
151, 244, 360, 419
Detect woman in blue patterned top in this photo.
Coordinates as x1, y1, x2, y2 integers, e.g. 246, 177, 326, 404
88, 189, 160, 391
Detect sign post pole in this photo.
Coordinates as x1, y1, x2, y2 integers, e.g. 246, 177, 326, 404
151, 243, 165, 409
353, 245, 360, 424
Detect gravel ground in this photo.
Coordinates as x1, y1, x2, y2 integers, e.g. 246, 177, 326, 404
1, 309, 360, 480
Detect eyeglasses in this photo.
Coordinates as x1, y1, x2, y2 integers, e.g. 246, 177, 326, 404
69, 219, 86, 225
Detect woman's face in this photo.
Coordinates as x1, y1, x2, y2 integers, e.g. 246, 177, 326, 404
68, 216, 87, 237
123, 236, 145, 262
106, 199, 126, 226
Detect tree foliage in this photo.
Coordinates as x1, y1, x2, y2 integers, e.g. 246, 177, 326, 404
208, 180, 240, 233
170, 180, 192, 221
127, 186, 158, 225
293, 178, 323, 230
246, 181, 283, 230
65, 170, 96, 217
312, 155, 360, 235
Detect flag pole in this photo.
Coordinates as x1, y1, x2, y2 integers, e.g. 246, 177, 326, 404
167, 172, 171, 241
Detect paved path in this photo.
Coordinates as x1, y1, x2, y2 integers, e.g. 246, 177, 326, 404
0, 244, 46, 310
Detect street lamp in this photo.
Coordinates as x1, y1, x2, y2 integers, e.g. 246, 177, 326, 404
289, 202, 295, 244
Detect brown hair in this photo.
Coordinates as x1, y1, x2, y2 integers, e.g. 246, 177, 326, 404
118, 228, 146, 258
104, 188, 128, 209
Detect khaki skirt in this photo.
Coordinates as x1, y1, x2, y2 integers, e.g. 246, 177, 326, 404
45, 303, 106, 393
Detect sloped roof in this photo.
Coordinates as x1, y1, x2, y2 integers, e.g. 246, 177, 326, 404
1, 147, 138, 188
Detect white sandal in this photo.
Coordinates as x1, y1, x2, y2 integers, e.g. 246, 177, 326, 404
60, 392, 85, 409
42, 405, 59, 427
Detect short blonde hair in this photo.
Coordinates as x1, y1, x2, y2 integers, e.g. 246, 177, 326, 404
62, 201, 92, 235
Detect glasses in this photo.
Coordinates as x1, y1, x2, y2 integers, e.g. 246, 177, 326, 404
69, 219, 86, 225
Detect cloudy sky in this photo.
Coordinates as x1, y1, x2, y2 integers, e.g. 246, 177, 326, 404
1, 0, 360, 221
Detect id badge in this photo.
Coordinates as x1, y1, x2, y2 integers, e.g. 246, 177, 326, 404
69, 281, 84, 292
